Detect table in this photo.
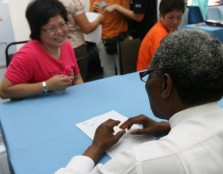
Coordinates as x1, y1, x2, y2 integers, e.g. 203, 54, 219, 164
185, 23, 223, 43
0, 72, 158, 174
1, 72, 223, 174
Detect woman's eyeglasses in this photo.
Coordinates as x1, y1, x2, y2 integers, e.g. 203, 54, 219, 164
41, 22, 67, 35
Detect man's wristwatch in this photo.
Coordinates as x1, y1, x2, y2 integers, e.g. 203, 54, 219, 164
42, 81, 48, 93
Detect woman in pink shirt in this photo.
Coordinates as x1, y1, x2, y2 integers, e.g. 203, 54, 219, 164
0, 0, 83, 100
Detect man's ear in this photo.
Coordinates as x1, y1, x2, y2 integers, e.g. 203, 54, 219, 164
161, 73, 173, 98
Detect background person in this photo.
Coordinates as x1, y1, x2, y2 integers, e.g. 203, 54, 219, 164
90, 0, 129, 78
55, 29, 223, 174
137, 0, 185, 71
59, 0, 104, 81
103, 0, 157, 40
0, 0, 83, 100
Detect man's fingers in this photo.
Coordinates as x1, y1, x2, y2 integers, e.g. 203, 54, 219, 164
131, 129, 145, 135
114, 130, 126, 140
105, 119, 121, 128
120, 118, 136, 130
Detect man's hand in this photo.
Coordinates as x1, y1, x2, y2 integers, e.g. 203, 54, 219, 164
120, 114, 171, 136
93, 119, 125, 150
83, 119, 125, 162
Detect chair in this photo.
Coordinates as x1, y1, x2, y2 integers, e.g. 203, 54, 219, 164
5, 40, 28, 67
118, 38, 141, 75
188, 6, 204, 24
206, 6, 223, 21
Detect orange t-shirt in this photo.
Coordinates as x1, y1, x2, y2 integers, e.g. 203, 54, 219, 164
90, 0, 129, 39
137, 22, 169, 71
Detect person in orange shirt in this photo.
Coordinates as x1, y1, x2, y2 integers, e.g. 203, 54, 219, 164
90, 0, 129, 77
102, 0, 157, 40
137, 0, 185, 71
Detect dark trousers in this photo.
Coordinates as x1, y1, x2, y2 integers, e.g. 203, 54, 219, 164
74, 44, 88, 81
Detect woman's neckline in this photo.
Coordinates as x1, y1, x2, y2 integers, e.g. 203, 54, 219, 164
42, 44, 61, 59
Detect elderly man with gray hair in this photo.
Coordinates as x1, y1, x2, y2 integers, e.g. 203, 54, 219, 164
56, 29, 223, 174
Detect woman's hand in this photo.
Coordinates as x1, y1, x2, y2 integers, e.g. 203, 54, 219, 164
46, 74, 74, 91
120, 114, 171, 136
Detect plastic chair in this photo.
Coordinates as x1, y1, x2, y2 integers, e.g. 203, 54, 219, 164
5, 41, 28, 67
206, 6, 223, 21
188, 6, 204, 24
118, 39, 141, 75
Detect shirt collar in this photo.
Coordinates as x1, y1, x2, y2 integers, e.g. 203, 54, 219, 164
169, 102, 220, 128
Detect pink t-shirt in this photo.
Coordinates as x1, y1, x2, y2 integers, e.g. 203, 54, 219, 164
5, 40, 80, 85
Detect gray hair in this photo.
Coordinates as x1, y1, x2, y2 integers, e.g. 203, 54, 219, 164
152, 29, 223, 105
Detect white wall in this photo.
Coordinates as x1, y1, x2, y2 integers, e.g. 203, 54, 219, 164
8, 0, 31, 41
0, 0, 15, 66
7, 0, 90, 43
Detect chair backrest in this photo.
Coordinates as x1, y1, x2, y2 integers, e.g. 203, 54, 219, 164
188, 6, 204, 24
5, 41, 28, 67
206, 6, 223, 21
118, 38, 141, 75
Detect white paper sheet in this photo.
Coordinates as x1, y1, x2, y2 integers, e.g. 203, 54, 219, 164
76, 110, 154, 158
84, 12, 102, 44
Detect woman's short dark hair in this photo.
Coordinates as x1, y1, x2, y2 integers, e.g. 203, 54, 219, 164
26, 0, 68, 40
159, 0, 186, 15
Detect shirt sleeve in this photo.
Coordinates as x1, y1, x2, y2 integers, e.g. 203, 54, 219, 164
5, 51, 34, 84
54, 149, 138, 174
55, 156, 95, 174
68, 0, 85, 16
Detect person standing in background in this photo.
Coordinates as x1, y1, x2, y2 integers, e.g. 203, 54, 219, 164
128, 0, 157, 40
137, 0, 185, 71
103, 0, 157, 40
90, 0, 129, 78
59, 0, 104, 81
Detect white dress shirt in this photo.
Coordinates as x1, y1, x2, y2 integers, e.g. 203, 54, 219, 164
55, 102, 223, 174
